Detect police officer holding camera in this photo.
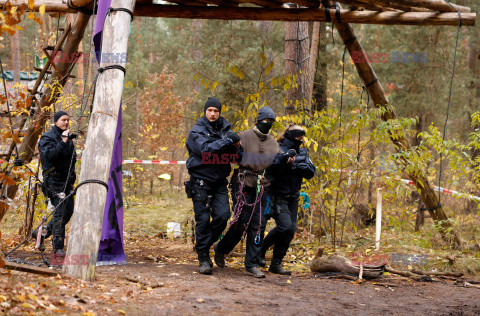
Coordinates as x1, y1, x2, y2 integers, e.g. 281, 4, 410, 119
36, 111, 77, 256
185, 97, 240, 275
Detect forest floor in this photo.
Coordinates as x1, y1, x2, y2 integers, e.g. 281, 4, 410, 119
2, 238, 480, 315
2, 192, 480, 315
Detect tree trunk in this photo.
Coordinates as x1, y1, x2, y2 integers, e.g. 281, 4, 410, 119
284, 21, 310, 114
10, 31, 21, 85
0, 14, 90, 222
328, 1, 461, 248
64, 0, 136, 281
312, 22, 327, 112
306, 21, 320, 113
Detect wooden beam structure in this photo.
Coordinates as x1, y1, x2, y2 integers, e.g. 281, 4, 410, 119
327, 0, 462, 248
132, 5, 474, 26
64, 0, 136, 281
0, 1, 475, 26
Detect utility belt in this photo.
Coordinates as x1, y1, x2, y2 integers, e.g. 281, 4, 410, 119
184, 177, 225, 205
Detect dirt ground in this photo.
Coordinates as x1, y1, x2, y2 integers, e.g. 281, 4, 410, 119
2, 238, 480, 316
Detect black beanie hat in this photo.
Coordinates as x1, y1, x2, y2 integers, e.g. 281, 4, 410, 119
204, 97, 222, 113
257, 106, 276, 122
54, 111, 69, 122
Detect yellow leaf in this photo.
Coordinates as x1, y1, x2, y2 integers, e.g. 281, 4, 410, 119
39, 5, 46, 15
15, 295, 26, 302
117, 310, 126, 315
21, 302, 36, 309
286, 280, 292, 284
82, 312, 96, 316
28, 294, 39, 301
28, 0, 34, 9
0, 295, 7, 302
211, 81, 220, 91
264, 62, 274, 76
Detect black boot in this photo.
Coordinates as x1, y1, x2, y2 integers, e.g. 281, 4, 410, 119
198, 252, 213, 275
269, 258, 291, 275
213, 241, 225, 268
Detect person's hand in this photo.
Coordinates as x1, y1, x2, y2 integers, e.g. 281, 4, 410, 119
287, 156, 296, 164
61, 129, 70, 143
226, 130, 241, 144
233, 140, 242, 148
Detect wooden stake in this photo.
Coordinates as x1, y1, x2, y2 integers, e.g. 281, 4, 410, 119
63, 0, 136, 281
375, 188, 382, 250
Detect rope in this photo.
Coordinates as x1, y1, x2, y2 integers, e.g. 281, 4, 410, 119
106, 7, 134, 22
229, 173, 264, 242
437, 2, 462, 205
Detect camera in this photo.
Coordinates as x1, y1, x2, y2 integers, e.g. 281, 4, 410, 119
68, 133, 77, 140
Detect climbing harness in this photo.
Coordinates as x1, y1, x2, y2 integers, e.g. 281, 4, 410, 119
229, 170, 266, 245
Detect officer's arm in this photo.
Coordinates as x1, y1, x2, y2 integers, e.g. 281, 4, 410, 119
38, 135, 69, 161
187, 129, 232, 155
293, 155, 316, 180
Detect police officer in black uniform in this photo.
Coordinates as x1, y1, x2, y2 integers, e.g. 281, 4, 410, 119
37, 111, 77, 256
185, 97, 240, 275
261, 124, 315, 275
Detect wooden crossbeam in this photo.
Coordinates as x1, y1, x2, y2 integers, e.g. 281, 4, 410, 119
340, 0, 431, 12
387, 0, 471, 13
132, 5, 475, 26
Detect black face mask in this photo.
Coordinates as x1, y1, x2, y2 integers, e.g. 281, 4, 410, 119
288, 137, 303, 147
256, 121, 273, 134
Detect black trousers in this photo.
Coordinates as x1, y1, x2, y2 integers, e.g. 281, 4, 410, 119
217, 185, 267, 269
192, 178, 230, 257
262, 193, 299, 263
43, 178, 75, 251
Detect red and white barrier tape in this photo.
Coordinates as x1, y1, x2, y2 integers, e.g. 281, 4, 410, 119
122, 160, 186, 165
331, 168, 480, 201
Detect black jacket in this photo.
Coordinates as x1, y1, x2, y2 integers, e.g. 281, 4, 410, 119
267, 138, 316, 196
38, 126, 76, 185
186, 116, 237, 184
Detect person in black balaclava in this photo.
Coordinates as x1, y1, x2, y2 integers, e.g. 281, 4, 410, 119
260, 124, 316, 275
214, 106, 295, 278
185, 97, 240, 275
35, 111, 77, 258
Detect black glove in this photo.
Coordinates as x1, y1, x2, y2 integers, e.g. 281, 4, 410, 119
226, 130, 241, 143
279, 149, 297, 163
286, 149, 297, 158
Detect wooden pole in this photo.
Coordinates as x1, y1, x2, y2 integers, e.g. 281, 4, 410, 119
132, 5, 476, 26
63, 0, 136, 281
327, 1, 462, 248
0, 1, 475, 26
0, 14, 89, 222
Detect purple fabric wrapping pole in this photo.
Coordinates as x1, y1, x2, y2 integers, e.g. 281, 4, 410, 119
94, 0, 127, 264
